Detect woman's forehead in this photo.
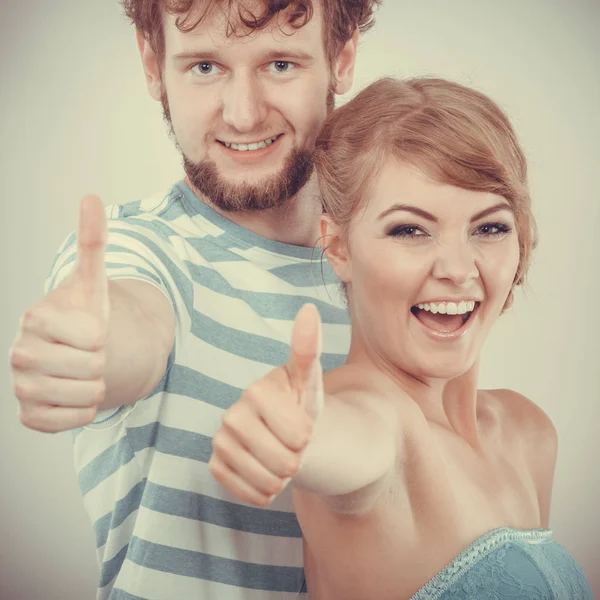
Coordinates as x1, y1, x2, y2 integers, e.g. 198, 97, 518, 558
355, 160, 511, 223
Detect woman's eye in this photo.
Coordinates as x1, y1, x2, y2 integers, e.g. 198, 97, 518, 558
268, 61, 295, 74
388, 225, 427, 238
475, 222, 512, 237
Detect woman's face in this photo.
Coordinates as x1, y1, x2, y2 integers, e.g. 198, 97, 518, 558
326, 159, 520, 380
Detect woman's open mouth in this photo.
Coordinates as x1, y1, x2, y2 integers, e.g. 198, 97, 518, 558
410, 300, 480, 337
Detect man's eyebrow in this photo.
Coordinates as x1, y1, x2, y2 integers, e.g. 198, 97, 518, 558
260, 49, 315, 62
172, 49, 315, 62
173, 50, 221, 62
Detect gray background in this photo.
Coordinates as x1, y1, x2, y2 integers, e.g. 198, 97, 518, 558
1, 0, 598, 598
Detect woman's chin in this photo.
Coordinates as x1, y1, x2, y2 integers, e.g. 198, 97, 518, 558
409, 355, 477, 382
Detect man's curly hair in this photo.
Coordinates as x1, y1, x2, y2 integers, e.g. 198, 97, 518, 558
121, 0, 382, 66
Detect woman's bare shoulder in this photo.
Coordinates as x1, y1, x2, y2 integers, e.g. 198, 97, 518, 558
484, 389, 558, 525
486, 389, 557, 443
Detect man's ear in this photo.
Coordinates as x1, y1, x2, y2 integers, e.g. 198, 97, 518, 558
137, 30, 163, 101
333, 29, 359, 96
320, 215, 352, 283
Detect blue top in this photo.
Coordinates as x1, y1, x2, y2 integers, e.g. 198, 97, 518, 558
411, 528, 592, 599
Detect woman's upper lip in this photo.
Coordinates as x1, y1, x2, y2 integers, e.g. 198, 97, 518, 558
414, 297, 482, 305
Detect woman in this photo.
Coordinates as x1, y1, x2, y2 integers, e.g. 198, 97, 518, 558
209, 77, 593, 599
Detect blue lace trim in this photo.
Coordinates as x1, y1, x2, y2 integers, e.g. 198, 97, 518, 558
410, 527, 553, 600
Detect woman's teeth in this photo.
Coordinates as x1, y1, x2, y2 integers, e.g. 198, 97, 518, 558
222, 136, 279, 151
415, 300, 476, 315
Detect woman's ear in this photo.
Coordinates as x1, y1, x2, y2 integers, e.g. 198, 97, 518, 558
320, 215, 352, 283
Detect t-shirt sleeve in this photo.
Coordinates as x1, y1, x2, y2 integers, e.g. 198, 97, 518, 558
46, 204, 194, 322
46, 214, 181, 305
44, 206, 193, 425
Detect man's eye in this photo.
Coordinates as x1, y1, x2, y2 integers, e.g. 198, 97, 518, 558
268, 61, 294, 73
192, 62, 220, 75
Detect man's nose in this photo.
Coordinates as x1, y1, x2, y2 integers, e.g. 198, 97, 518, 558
221, 72, 268, 134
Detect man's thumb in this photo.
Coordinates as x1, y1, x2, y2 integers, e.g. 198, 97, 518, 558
74, 195, 109, 316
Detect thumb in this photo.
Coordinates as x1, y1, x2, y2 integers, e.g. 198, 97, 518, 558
288, 303, 323, 420
74, 195, 109, 316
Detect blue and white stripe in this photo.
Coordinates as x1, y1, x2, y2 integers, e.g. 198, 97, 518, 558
47, 181, 350, 599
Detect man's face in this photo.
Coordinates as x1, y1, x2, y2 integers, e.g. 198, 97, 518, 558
143, 2, 352, 212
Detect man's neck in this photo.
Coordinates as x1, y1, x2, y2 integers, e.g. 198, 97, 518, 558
186, 174, 323, 248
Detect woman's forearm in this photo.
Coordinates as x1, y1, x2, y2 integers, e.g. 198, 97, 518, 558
292, 393, 397, 504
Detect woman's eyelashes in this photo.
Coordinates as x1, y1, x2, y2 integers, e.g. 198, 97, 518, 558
387, 224, 428, 239
386, 222, 513, 240
473, 222, 513, 238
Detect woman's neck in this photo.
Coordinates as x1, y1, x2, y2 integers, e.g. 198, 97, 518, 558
346, 342, 482, 449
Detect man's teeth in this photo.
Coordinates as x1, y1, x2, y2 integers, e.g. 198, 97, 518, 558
415, 301, 476, 315
222, 136, 279, 151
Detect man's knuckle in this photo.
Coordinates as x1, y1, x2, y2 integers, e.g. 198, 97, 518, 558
19, 407, 46, 432
92, 380, 106, 404
90, 353, 106, 377
14, 381, 36, 403
9, 344, 30, 370
79, 406, 97, 426
18, 406, 33, 427
21, 308, 40, 331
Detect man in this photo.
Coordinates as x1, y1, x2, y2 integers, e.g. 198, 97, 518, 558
9, 0, 381, 598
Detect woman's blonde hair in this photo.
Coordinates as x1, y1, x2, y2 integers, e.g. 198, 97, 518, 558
314, 77, 537, 307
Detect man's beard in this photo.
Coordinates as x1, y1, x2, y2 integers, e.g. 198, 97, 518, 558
161, 87, 335, 213
182, 147, 314, 212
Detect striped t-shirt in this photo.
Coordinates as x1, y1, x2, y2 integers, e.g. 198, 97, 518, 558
46, 181, 350, 600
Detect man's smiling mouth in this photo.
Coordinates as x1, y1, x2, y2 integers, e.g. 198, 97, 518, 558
217, 135, 281, 152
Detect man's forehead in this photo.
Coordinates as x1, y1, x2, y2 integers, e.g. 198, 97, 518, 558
162, 0, 323, 50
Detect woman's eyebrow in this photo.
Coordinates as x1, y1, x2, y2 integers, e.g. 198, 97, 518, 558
377, 202, 514, 222
377, 204, 437, 222
470, 203, 514, 222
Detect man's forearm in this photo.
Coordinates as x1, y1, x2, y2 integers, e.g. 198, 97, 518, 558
101, 279, 175, 410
